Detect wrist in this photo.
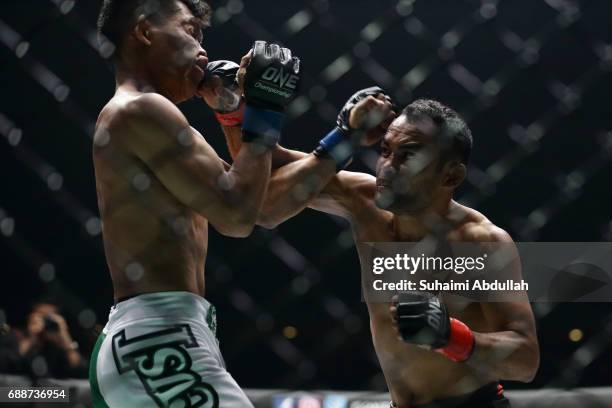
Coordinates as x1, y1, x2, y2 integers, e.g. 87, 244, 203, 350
312, 127, 353, 171
214, 100, 245, 127
435, 318, 475, 362
242, 105, 284, 146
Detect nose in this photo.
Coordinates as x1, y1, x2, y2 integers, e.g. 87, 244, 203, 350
377, 160, 397, 180
381, 164, 397, 179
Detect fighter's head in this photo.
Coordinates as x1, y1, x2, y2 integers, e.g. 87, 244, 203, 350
375, 99, 472, 214
97, 0, 211, 103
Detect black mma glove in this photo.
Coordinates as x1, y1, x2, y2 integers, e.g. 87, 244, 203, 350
313, 86, 393, 170
242, 41, 301, 145
393, 291, 475, 362
204, 60, 244, 127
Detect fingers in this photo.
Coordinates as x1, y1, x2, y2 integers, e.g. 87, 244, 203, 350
281, 48, 292, 63
237, 51, 252, 89
361, 94, 396, 146
389, 305, 398, 322
268, 43, 281, 59
239, 50, 253, 69
251, 41, 266, 58
389, 297, 399, 323
349, 94, 392, 131
364, 95, 393, 127
380, 108, 398, 129
389, 303, 403, 341
28, 314, 44, 335
48, 313, 67, 327
281, 47, 292, 62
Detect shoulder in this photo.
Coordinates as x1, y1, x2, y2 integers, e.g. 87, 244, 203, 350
336, 171, 390, 226
311, 170, 379, 221
335, 170, 377, 201
97, 92, 192, 156
461, 221, 512, 243
98, 92, 187, 134
329, 170, 378, 215
452, 204, 513, 243
119, 93, 187, 129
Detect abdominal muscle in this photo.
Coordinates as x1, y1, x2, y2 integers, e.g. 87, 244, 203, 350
101, 202, 209, 301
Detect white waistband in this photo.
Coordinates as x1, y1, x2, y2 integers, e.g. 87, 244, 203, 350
106, 291, 212, 327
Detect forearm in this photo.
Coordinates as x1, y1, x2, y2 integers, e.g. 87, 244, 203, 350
222, 125, 243, 161
394, 292, 539, 383
55, 332, 84, 367
259, 153, 337, 228
222, 141, 272, 232
222, 125, 338, 228
468, 329, 539, 382
222, 125, 300, 168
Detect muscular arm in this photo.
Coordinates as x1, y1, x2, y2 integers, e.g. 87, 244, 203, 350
222, 126, 375, 225
469, 302, 539, 382
118, 93, 271, 237
465, 229, 540, 382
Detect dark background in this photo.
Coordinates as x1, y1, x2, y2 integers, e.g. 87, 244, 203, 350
1, 0, 612, 391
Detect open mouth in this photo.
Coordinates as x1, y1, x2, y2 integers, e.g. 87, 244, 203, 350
196, 55, 208, 71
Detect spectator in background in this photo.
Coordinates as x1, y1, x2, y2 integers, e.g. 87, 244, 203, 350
14, 303, 87, 379
0, 320, 22, 374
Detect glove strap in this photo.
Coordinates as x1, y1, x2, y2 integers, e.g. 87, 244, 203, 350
214, 103, 245, 127
242, 105, 284, 146
312, 127, 353, 171
436, 318, 475, 362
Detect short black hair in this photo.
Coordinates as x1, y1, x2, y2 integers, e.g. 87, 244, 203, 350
97, 0, 211, 57
401, 99, 473, 165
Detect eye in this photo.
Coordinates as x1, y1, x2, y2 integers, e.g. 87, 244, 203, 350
186, 24, 201, 41
399, 146, 418, 160
381, 146, 391, 158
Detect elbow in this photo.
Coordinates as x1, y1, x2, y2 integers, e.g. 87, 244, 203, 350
209, 207, 257, 238
256, 198, 304, 229
223, 224, 254, 238
256, 211, 282, 230
219, 208, 258, 238
517, 364, 538, 383
523, 346, 540, 383
216, 221, 255, 238
516, 339, 540, 383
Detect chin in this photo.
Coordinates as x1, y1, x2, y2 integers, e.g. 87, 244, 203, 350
375, 191, 402, 212
375, 192, 424, 215
173, 84, 198, 104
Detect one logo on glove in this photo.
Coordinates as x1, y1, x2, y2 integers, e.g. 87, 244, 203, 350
261, 67, 300, 90
425, 297, 444, 332
255, 66, 299, 99
112, 324, 219, 408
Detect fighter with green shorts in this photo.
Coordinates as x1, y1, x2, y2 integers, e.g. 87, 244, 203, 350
90, 0, 301, 405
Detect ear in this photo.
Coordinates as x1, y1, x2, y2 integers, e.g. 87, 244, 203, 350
133, 14, 152, 46
443, 161, 466, 189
